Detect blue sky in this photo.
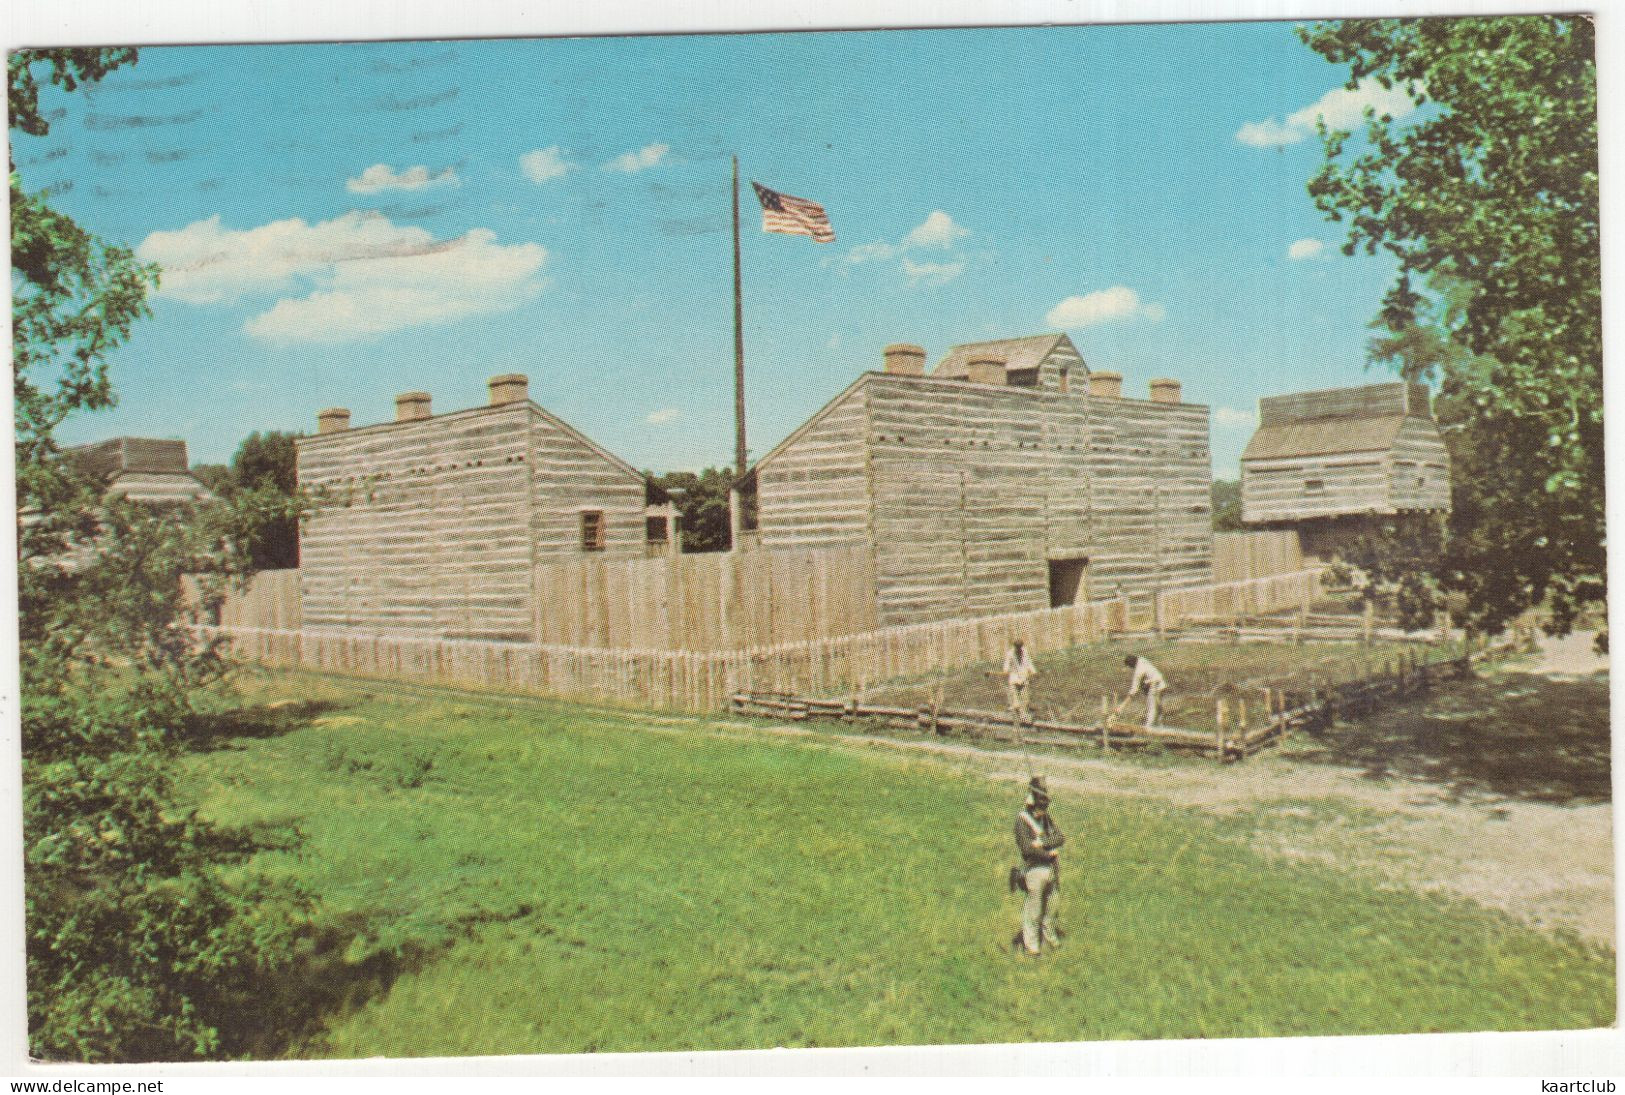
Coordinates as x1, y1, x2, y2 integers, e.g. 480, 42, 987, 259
15, 21, 1414, 477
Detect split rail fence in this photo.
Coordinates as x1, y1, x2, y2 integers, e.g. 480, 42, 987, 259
208, 568, 1325, 713
732, 631, 1531, 763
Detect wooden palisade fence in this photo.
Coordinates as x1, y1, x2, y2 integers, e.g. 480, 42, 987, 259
205, 569, 1326, 714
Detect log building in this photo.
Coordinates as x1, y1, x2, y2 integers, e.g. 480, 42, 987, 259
1239, 381, 1451, 556
295, 374, 650, 640
68, 437, 215, 505
745, 334, 1214, 628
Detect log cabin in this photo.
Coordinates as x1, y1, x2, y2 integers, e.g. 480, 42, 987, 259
1239, 381, 1451, 557
295, 374, 650, 640
743, 334, 1214, 628
67, 437, 215, 505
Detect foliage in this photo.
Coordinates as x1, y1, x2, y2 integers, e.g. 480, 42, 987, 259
177, 674, 1612, 1055
192, 431, 304, 569
1322, 514, 1447, 633
648, 466, 734, 552
1210, 479, 1243, 532
13, 48, 312, 1061
1299, 17, 1602, 637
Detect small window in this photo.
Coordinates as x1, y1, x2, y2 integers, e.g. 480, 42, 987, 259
581, 510, 606, 552
1303, 478, 1325, 495
1416, 475, 1426, 489
1058, 366, 1070, 394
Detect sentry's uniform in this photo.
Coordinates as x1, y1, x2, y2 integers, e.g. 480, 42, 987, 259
1015, 806, 1064, 954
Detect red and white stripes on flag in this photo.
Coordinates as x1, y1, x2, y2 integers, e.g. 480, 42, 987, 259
751, 181, 835, 243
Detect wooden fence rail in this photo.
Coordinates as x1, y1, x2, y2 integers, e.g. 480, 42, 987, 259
206, 568, 1326, 713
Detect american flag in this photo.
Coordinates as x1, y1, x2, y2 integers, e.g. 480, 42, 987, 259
751, 181, 835, 243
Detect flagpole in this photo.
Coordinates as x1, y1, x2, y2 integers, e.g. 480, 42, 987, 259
732, 155, 747, 480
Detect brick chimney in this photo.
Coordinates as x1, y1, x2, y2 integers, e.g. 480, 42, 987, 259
883, 343, 927, 376
1088, 371, 1122, 399
488, 373, 529, 406
317, 407, 351, 434
396, 391, 432, 421
1149, 378, 1182, 404
966, 357, 1007, 385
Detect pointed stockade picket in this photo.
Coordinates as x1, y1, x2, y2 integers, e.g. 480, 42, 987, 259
204, 569, 1326, 714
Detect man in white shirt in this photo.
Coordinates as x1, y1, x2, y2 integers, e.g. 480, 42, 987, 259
1003, 640, 1038, 722
1124, 653, 1167, 728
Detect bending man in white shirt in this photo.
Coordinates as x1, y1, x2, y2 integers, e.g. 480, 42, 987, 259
1004, 640, 1038, 722
1123, 653, 1166, 729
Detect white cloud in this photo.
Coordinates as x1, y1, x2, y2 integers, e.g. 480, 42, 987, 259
346, 163, 459, 194
139, 212, 548, 343
1237, 77, 1421, 147
603, 142, 670, 173
520, 146, 576, 184
840, 210, 974, 285
902, 210, 969, 250
1235, 118, 1304, 149
1046, 286, 1162, 328
646, 408, 680, 425
1288, 238, 1326, 261
1214, 406, 1258, 429
902, 258, 966, 287
842, 241, 898, 265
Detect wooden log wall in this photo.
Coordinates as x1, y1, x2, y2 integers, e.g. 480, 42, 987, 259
755, 383, 872, 550
1388, 415, 1452, 513
1258, 382, 1410, 426
533, 544, 878, 650
1242, 452, 1392, 523
296, 402, 645, 641
1212, 530, 1305, 584
1083, 395, 1212, 600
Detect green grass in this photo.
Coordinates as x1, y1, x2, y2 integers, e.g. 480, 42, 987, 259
177, 671, 1613, 1058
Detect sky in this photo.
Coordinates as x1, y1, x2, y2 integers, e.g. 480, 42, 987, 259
14, 21, 1421, 479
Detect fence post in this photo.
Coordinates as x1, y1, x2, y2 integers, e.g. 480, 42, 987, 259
1363, 599, 1374, 645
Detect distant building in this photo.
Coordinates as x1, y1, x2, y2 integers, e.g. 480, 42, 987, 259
295, 374, 655, 641
744, 334, 1213, 628
1240, 381, 1451, 556
67, 437, 215, 504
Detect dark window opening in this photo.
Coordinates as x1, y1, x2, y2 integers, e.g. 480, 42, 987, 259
1048, 557, 1088, 608
1303, 478, 1325, 495
646, 515, 668, 542
581, 510, 606, 551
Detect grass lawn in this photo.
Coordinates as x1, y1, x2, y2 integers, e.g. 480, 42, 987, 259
177, 670, 1613, 1058
863, 638, 1447, 729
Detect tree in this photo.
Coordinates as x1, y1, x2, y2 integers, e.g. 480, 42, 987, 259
13, 49, 310, 1061
194, 431, 304, 569
648, 466, 734, 553
1210, 479, 1244, 532
1300, 16, 1602, 636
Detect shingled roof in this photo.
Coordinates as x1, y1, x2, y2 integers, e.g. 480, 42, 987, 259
1241, 415, 1408, 462
931, 333, 1082, 378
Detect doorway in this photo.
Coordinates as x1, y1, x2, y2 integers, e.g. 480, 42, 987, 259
1047, 556, 1088, 608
